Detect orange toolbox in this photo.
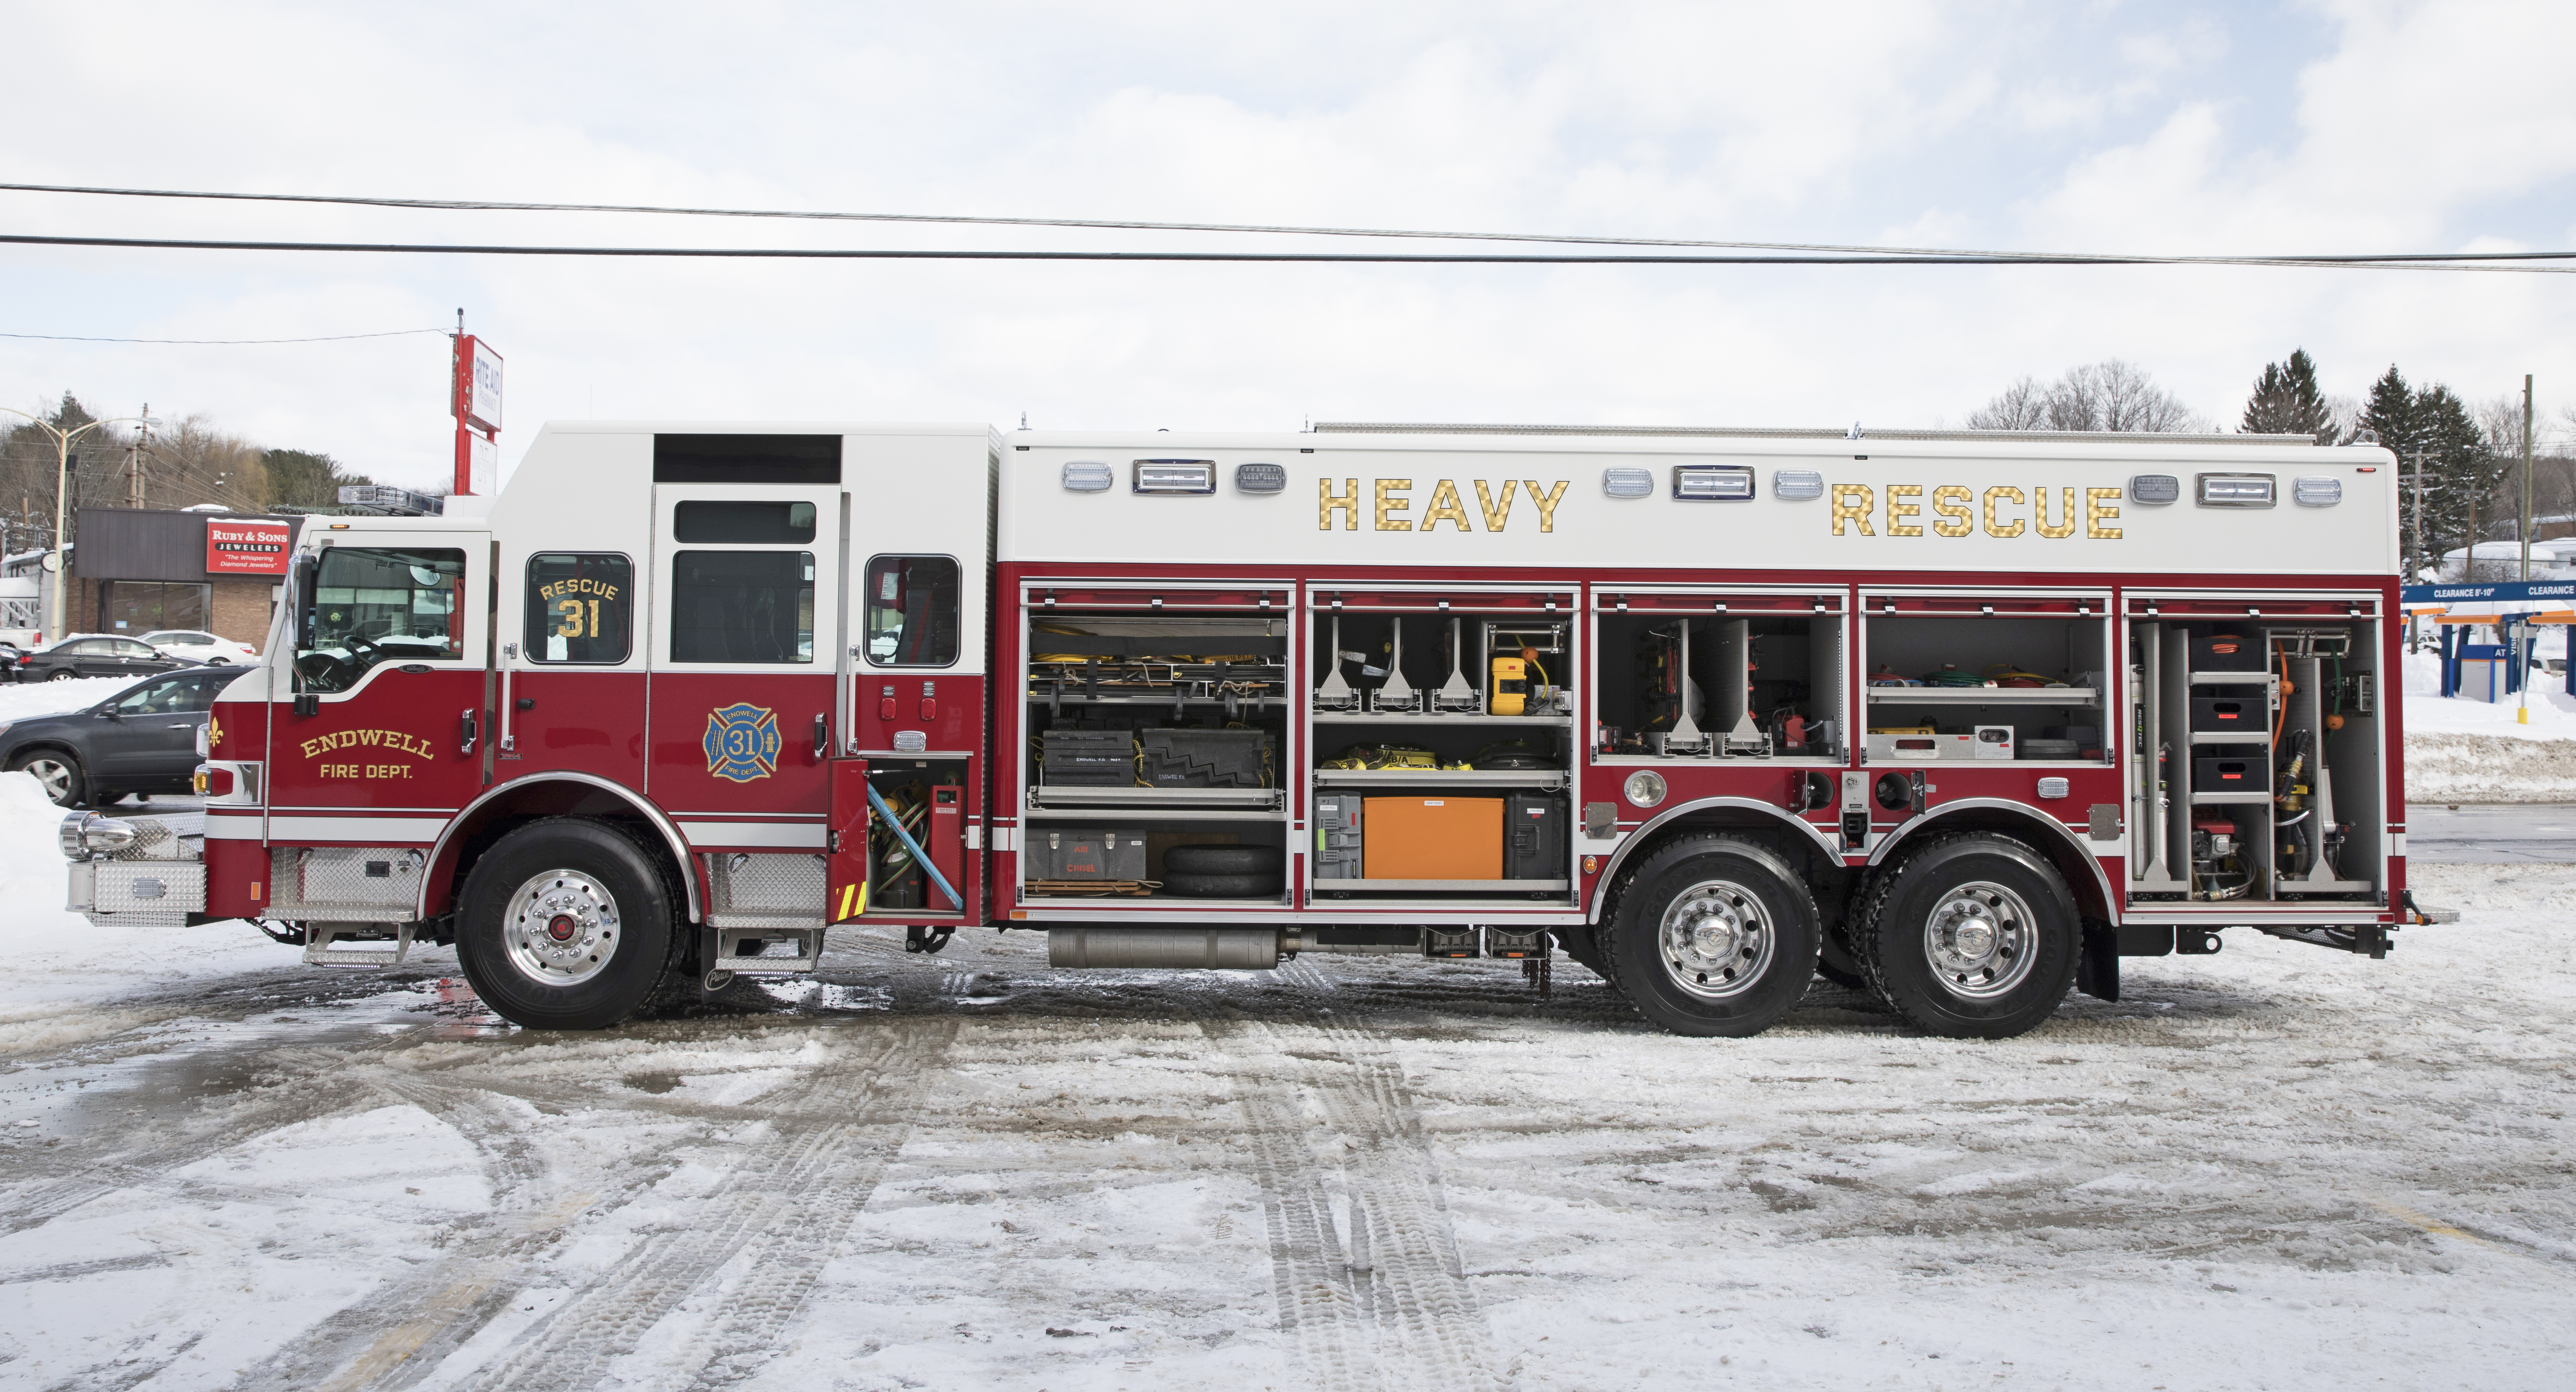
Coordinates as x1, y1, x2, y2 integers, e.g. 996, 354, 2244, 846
1362, 796, 1503, 879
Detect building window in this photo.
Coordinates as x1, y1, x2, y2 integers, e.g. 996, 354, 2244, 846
101, 581, 211, 635
525, 553, 634, 663
669, 551, 814, 663
864, 555, 959, 666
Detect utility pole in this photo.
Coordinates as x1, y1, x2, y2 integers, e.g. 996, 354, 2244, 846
2409, 447, 2428, 579
0, 405, 142, 639
2522, 374, 2536, 581
124, 404, 152, 509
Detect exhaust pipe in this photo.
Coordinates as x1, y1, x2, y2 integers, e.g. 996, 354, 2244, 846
1049, 928, 1281, 970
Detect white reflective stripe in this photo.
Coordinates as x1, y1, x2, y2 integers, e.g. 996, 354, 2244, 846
966, 823, 981, 850
679, 820, 828, 849
263, 815, 448, 844
2389, 833, 2405, 856
206, 813, 264, 840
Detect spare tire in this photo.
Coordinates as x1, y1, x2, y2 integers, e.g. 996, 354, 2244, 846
1164, 845, 1283, 876
1163, 870, 1281, 898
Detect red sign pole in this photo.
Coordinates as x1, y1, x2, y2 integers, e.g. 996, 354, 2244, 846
450, 316, 502, 496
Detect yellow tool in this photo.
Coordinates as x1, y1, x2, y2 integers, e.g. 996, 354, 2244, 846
1489, 655, 1528, 716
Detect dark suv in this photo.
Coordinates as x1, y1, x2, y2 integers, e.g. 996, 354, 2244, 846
0, 667, 243, 806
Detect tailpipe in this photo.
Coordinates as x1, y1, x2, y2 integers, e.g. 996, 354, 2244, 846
1049, 927, 1281, 970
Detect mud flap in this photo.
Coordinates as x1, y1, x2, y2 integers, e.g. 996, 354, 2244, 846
2077, 918, 2119, 1002
827, 757, 871, 923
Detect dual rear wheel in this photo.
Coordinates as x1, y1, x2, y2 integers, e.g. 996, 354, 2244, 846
1597, 831, 2080, 1040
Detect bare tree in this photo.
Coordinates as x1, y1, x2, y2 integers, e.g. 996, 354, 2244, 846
1969, 360, 2210, 433
2324, 393, 2362, 445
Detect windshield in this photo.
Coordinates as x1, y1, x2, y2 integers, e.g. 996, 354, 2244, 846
297, 547, 468, 692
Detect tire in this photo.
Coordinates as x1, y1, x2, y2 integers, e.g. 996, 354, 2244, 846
1163, 844, 1283, 876
11, 750, 85, 807
454, 818, 686, 1030
45, 669, 76, 682
1558, 922, 1610, 977
1853, 832, 2081, 1040
1597, 835, 1821, 1037
1161, 869, 1281, 898
1815, 874, 1870, 990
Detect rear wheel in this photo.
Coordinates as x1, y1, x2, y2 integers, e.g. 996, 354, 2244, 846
11, 750, 85, 807
1854, 833, 2080, 1040
1598, 835, 1819, 1037
455, 819, 684, 1030
45, 669, 76, 682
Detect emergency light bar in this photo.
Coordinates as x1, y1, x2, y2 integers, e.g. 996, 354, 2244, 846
1061, 461, 1114, 492
2196, 474, 2276, 507
1132, 459, 1216, 494
2292, 476, 2343, 507
1671, 464, 1756, 500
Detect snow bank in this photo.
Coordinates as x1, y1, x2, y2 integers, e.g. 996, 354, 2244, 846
0, 676, 131, 722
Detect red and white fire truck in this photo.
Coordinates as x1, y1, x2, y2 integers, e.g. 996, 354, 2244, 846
60, 422, 2415, 1038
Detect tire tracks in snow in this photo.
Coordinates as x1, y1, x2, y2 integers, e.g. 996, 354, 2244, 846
1208, 958, 1507, 1392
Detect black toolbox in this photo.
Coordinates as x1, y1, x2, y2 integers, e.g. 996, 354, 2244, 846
2189, 696, 2263, 734
1040, 730, 1136, 786
1138, 729, 1271, 787
2191, 754, 2267, 791
1503, 792, 1566, 880
2190, 626, 2264, 672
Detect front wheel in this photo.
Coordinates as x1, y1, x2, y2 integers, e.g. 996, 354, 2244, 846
45, 669, 76, 682
1599, 835, 1821, 1037
1854, 833, 2081, 1039
455, 818, 684, 1030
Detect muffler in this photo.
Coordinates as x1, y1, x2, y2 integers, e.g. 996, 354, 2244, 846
1049, 927, 1281, 969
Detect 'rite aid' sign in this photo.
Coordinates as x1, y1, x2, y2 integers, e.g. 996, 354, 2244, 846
206, 519, 293, 576
453, 335, 503, 433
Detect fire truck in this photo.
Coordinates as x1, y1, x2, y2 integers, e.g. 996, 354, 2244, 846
59, 422, 2413, 1039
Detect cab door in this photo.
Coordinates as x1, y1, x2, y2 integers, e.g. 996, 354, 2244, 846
645, 447, 846, 843
269, 533, 490, 815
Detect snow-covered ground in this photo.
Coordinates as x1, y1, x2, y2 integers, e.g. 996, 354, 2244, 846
1, 864, 2571, 1391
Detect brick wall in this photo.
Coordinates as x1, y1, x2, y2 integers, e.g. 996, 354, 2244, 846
209, 580, 280, 652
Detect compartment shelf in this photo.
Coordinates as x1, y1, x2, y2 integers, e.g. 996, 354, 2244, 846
1030, 786, 1284, 809
1865, 687, 2098, 705
1022, 807, 1287, 822
2187, 672, 2275, 685
2189, 731, 2271, 745
1310, 769, 1569, 789
1309, 878, 1570, 892
2189, 791, 2272, 805
1311, 711, 1573, 726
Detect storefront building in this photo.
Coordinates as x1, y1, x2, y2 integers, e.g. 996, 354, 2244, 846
68, 508, 302, 648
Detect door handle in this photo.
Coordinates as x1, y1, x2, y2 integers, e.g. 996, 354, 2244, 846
460, 708, 479, 755
812, 713, 828, 760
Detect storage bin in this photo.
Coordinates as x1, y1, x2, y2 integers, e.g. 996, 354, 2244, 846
2192, 755, 2266, 790
1023, 827, 1146, 881
1138, 728, 1270, 787
2189, 696, 2262, 733
1040, 730, 1135, 786
1363, 797, 1503, 879
2191, 628, 2263, 672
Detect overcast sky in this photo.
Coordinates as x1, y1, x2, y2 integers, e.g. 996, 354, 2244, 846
2, 0, 2571, 491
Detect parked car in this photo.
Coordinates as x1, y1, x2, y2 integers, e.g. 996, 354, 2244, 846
13, 634, 199, 683
0, 642, 19, 683
0, 666, 242, 806
138, 629, 259, 665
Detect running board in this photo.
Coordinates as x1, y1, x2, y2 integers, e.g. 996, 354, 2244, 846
304, 921, 416, 968
715, 926, 822, 974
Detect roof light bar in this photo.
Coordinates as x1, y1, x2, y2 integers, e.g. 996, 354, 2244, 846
1132, 459, 1216, 494
1671, 464, 1755, 500
1061, 461, 1113, 492
2196, 473, 2276, 508
1602, 466, 1654, 498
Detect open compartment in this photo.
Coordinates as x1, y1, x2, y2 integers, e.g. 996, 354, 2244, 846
1860, 593, 2110, 766
1592, 589, 1847, 761
864, 757, 970, 914
1016, 585, 1293, 904
2127, 602, 2382, 903
1305, 587, 1577, 904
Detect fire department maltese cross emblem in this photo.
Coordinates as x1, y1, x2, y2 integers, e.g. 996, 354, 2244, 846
703, 703, 782, 783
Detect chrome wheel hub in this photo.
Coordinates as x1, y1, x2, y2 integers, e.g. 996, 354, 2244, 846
23, 758, 73, 804
1657, 880, 1776, 1000
501, 869, 621, 987
1924, 881, 2036, 1000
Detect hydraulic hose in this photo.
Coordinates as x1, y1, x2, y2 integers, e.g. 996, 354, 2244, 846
866, 781, 963, 909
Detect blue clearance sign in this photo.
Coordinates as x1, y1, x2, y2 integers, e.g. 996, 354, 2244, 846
2402, 581, 2576, 607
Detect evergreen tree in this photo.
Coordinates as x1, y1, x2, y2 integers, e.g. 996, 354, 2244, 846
2360, 367, 2435, 575
260, 448, 371, 510
2416, 385, 2501, 575
2240, 348, 2336, 444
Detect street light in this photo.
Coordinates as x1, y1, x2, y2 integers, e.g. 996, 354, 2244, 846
0, 405, 144, 641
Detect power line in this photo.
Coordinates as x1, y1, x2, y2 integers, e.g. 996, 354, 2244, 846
0, 327, 448, 345
0, 178, 2566, 271
0, 229, 2569, 271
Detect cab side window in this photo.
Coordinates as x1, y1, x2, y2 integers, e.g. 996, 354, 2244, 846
526, 554, 634, 664
863, 555, 959, 667
298, 548, 469, 692
670, 551, 814, 664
